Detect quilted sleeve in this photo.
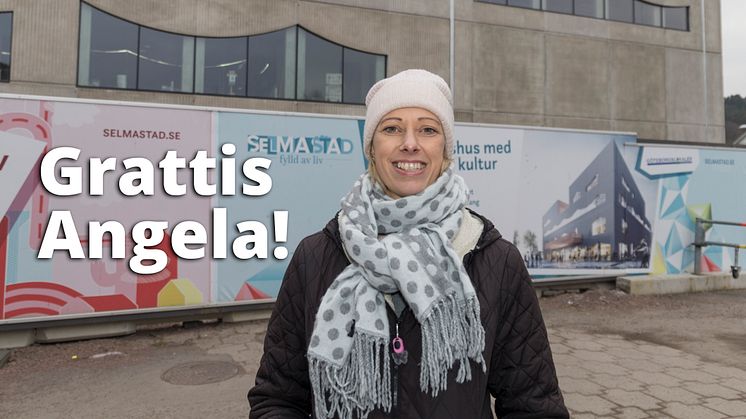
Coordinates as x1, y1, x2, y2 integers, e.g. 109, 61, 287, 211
248, 240, 312, 418
488, 246, 569, 419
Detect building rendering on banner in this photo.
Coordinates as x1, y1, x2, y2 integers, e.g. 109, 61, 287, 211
541, 141, 652, 268
0, 0, 724, 144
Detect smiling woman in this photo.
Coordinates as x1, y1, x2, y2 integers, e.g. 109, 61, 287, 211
248, 69, 569, 419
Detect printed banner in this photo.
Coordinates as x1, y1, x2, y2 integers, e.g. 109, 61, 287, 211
1, 99, 213, 320
452, 126, 655, 276
2, 94, 743, 322
641, 146, 746, 275
213, 112, 364, 302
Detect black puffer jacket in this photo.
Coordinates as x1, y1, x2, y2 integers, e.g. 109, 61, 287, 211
248, 210, 568, 418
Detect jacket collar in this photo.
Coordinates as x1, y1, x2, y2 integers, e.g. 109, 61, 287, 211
465, 208, 503, 251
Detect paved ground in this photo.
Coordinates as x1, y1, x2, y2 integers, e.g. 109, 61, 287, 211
550, 328, 746, 418
1, 289, 745, 418
541, 288, 746, 418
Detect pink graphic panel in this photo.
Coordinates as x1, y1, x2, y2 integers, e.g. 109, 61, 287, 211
0, 98, 212, 319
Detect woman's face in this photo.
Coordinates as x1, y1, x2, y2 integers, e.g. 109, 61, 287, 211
371, 107, 446, 199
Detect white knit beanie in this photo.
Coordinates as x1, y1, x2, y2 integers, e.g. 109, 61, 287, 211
363, 69, 454, 160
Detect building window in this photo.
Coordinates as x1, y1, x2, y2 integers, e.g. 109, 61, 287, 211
621, 218, 628, 234
619, 242, 628, 258
586, 174, 599, 192
573, 191, 581, 203
575, 0, 603, 18
634, 0, 661, 27
606, 0, 633, 23
600, 243, 611, 259
77, 2, 385, 104
297, 28, 343, 102
247, 27, 296, 99
544, 0, 573, 14
343, 48, 386, 104
592, 217, 606, 236
663, 6, 688, 30
621, 176, 630, 192
195, 37, 247, 96
137, 28, 194, 93
508, 0, 540, 9
0, 12, 11, 82
78, 4, 137, 88
619, 193, 627, 208
475, 0, 687, 30
594, 193, 606, 205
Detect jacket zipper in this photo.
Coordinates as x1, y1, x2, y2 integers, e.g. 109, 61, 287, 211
392, 315, 401, 410
392, 361, 399, 409
389, 300, 408, 413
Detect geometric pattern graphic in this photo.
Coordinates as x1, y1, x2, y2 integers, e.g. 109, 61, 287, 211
687, 203, 712, 231
653, 174, 722, 274
234, 282, 271, 301
654, 175, 694, 274
651, 243, 667, 274
157, 278, 204, 307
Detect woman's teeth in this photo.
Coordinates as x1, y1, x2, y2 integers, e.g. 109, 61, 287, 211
395, 162, 424, 171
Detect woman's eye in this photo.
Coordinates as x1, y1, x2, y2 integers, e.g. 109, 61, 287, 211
421, 127, 439, 135
382, 126, 400, 134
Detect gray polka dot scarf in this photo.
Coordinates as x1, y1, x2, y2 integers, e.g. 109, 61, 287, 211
308, 168, 486, 419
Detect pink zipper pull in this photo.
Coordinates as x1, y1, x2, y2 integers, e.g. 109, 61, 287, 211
392, 323, 405, 354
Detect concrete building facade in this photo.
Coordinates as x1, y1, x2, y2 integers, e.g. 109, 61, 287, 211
0, 0, 725, 143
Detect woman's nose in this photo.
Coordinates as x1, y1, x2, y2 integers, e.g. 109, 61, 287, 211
400, 129, 420, 152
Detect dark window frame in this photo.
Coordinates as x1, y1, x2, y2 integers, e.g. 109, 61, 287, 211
76, 1, 387, 105
0, 11, 13, 83
475, 0, 689, 31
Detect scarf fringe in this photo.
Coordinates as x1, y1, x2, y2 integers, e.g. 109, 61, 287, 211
420, 294, 486, 397
309, 332, 391, 419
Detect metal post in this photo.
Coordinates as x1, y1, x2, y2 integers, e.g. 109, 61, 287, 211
733, 248, 740, 279
701, 0, 708, 140
449, 0, 455, 98
694, 217, 704, 274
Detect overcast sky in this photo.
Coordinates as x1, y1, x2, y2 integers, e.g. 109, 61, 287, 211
722, 0, 746, 97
